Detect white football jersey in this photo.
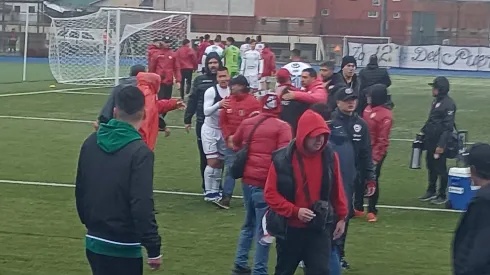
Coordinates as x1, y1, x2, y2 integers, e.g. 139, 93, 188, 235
202, 44, 224, 67
240, 50, 263, 77
282, 61, 312, 88
240, 43, 251, 57
255, 43, 265, 54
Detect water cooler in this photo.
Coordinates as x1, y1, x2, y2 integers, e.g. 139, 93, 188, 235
447, 167, 480, 210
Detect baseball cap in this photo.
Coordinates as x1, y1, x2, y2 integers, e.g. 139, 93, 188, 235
467, 143, 490, 179
275, 68, 291, 81
229, 75, 249, 88
428, 76, 450, 92
335, 86, 358, 101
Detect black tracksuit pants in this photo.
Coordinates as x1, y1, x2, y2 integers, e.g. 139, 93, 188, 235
368, 154, 386, 214
275, 227, 331, 275
353, 175, 365, 212
426, 146, 448, 198
158, 84, 173, 130
86, 250, 143, 275
180, 69, 193, 99
196, 122, 207, 191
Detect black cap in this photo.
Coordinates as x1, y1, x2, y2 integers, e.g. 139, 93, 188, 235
162, 36, 172, 43
229, 75, 249, 88
428, 76, 450, 93
467, 143, 490, 179
129, 64, 146, 77
335, 86, 358, 101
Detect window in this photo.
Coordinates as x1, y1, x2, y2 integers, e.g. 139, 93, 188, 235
321, 9, 329, 16
298, 19, 304, 26
14, 6, 20, 12
368, 11, 378, 18
28, 6, 35, 13
392, 0, 401, 2
372, 0, 380, 6
393, 12, 401, 19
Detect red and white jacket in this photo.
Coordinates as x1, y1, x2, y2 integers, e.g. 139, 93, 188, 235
363, 104, 393, 163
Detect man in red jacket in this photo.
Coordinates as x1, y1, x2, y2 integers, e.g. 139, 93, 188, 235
264, 109, 348, 274
260, 44, 276, 91
217, 75, 261, 209
149, 37, 182, 131
147, 39, 161, 73
230, 92, 292, 275
363, 84, 393, 222
176, 39, 197, 100
282, 68, 327, 104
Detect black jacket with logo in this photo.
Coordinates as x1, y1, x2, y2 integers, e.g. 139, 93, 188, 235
75, 132, 161, 258
330, 72, 364, 115
330, 110, 376, 182
453, 184, 490, 275
421, 93, 456, 150
184, 52, 222, 125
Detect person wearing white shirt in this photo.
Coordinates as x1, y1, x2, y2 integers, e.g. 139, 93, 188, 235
239, 37, 251, 57
240, 40, 263, 91
255, 35, 265, 54
202, 41, 224, 69
201, 67, 231, 202
281, 49, 312, 89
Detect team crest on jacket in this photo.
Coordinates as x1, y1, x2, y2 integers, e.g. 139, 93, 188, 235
435, 102, 441, 108
370, 113, 376, 119
239, 110, 245, 116
353, 124, 362, 132
169, 56, 172, 59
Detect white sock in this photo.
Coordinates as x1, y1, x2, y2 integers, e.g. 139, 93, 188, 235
211, 168, 222, 194
204, 166, 214, 195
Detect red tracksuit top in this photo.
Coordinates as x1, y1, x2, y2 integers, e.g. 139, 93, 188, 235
219, 93, 261, 140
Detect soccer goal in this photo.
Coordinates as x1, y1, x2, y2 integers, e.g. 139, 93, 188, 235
49, 8, 191, 86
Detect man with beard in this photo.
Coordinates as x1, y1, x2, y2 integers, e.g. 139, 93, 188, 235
331, 56, 362, 115
319, 61, 336, 114
184, 52, 223, 192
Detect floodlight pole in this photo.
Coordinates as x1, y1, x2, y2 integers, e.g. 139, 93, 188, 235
22, 11, 29, 82
380, 0, 387, 37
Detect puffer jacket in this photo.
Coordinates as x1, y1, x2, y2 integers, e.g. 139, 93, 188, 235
363, 104, 393, 163
359, 64, 391, 91
294, 79, 328, 104
232, 94, 292, 188
149, 48, 182, 85
137, 72, 178, 151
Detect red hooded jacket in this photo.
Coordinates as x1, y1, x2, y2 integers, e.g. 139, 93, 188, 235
233, 93, 292, 188
147, 44, 161, 73
149, 47, 182, 85
220, 93, 261, 140
176, 45, 197, 70
137, 73, 178, 151
294, 79, 328, 105
261, 48, 276, 77
264, 110, 348, 228
363, 105, 393, 163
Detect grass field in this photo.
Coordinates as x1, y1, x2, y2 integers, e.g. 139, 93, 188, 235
1, 62, 490, 275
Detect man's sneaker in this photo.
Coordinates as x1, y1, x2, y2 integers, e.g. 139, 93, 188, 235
214, 195, 231, 209
431, 196, 448, 205
419, 191, 437, 201
340, 257, 350, 270
354, 210, 365, 218
204, 192, 221, 202
231, 264, 251, 275
367, 212, 377, 222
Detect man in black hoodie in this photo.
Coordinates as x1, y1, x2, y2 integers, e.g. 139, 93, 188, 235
359, 54, 391, 91
184, 52, 223, 191
76, 86, 162, 275
453, 143, 490, 275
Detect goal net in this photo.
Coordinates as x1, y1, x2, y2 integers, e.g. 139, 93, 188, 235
49, 8, 190, 86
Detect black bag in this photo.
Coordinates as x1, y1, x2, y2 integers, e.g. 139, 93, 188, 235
445, 124, 460, 159
230, 116, 272, 179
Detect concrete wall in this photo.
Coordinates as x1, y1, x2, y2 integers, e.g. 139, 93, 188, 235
153, 0, 254, 16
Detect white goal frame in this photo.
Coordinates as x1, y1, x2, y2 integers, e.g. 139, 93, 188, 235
49, 7, 191, 86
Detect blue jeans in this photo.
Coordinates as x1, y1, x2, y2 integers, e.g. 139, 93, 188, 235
329, 246, 341, 275
234, 184, 270, 275
223, 148, 236, 196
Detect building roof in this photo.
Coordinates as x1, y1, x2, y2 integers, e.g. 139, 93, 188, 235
47, 0, 93, 7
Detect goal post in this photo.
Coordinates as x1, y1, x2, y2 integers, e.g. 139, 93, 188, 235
48, 8, 191, 86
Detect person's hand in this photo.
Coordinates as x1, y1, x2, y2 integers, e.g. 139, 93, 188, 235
373, 160, 378, 166
297, 208, 316, 223
164, 128, 171, 137
185, 124, 191, 133
176, 100, 186, 110
92, 121, 99, 131
174, 82, 181, 90
147, 256, 162, 271
365, 181, 376, 197
282, 91, 295, 101
435, 147, 444, 154
333, 220, 346, 240
227, 136, 234, 148
219, 98, 230, 109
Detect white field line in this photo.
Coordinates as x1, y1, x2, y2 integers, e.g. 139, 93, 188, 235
0, 86, 107, 97
0, 115, 477, 142
0, 179, 463, 213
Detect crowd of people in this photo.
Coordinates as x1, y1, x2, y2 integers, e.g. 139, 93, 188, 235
74, 34, 490, 275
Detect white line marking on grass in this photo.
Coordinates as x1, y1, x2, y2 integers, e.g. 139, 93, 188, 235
56, 91, 109, 95
0, 179, 463, 213
0, 87, 107, 97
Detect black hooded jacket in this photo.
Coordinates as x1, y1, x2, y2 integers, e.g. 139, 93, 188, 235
329, 72, 362, 114
421, 90, 456, 150
453, 184, 490, 275
359, 63, 391, 92
184, 52, 223, 125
